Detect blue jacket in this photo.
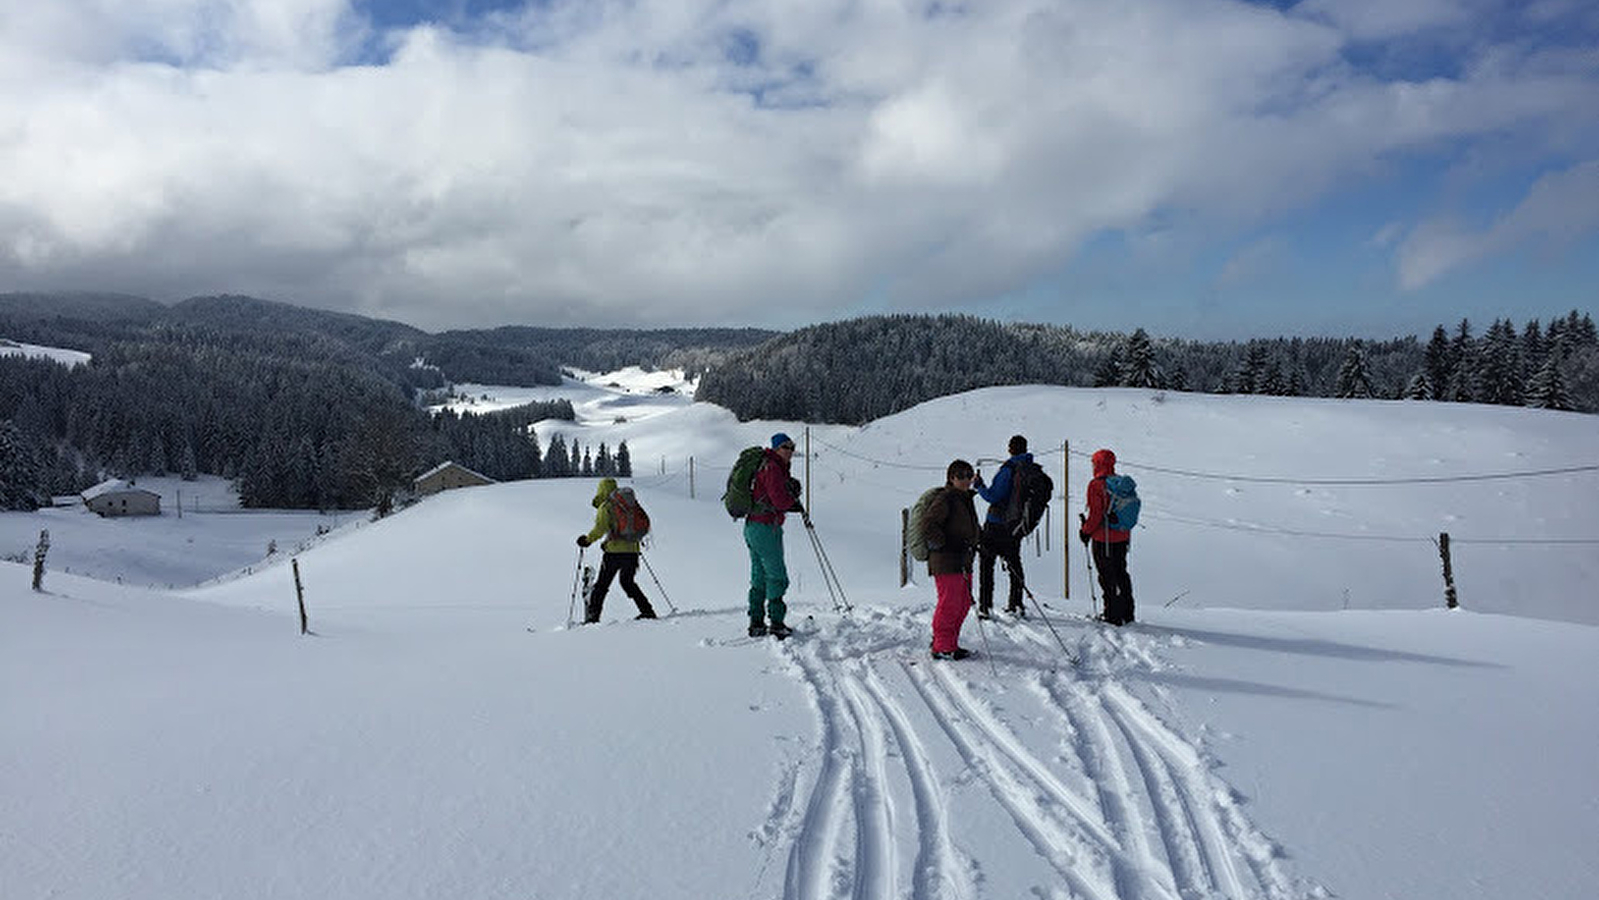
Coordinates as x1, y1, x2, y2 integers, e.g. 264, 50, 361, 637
976, 452, 1033, 525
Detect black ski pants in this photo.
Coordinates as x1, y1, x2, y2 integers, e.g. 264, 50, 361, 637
586, 551, 654, 622
978, 522, 1025, 613
1092, 540, 1134, 624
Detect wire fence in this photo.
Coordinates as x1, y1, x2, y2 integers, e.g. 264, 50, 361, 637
632, 434, 1599, 549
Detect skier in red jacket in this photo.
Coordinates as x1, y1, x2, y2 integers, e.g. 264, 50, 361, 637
1080, 448, 1135, 625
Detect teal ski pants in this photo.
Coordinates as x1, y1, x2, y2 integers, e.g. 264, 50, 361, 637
743, 520, 789, 627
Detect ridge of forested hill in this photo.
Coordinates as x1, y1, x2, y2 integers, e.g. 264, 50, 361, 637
1, 294, 760, 511
4, 293, 1593, 513
696, 313, 1599, 425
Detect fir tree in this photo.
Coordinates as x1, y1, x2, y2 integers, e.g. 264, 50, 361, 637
1423, 326, 1451, 400
0, 419, 44, 511
1259, 358, 1286, 396
1286, 365, 1307, 397
1404, 372, 1433, 400
1120, 328, 1163, 388
616, 441, 632, 478
1335, 345, 1375, 399
545, 435, 570, 477
1093, 347, 1124, 388
1234, 343, 1271, 395
1525, 355, 1574, 411
1477, 319, 1522, 406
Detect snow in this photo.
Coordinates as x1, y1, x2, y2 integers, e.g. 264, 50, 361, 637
0, 337, 91, 367
0, 476, 364, 588
4, 377, 1598, 900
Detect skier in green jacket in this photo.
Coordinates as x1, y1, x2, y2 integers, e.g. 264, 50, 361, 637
576, 477, 657, 623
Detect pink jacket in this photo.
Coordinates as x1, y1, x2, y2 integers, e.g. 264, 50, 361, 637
748, 449, 801, 526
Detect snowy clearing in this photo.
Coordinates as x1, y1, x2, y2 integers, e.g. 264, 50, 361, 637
4, 382, 1597, 900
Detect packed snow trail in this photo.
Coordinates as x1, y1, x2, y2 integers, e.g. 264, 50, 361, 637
749, 604, 1323, 900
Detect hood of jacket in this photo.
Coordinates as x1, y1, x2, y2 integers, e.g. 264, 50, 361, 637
591, 477, 619, 507
1091, 449, 1117, 479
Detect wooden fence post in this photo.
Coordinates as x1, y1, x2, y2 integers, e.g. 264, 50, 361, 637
32, 529, 49, 592
900, 508, 910, 587
1437, 532, 1459, 609
1063, 439, 1070, 600
292, 558, 310, 634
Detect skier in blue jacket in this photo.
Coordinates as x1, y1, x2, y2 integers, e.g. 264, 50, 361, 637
973, 434, 1031, 618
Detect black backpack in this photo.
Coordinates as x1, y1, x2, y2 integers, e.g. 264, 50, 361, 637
1002, 459, 1053, 539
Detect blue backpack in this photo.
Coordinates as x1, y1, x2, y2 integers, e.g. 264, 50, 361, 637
1103, 474, 1141, 531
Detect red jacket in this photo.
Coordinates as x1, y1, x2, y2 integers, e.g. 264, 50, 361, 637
1081, 448, 1131, 543
748, 449, 801, 526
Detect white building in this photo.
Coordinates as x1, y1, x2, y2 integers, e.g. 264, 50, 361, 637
82, 479, 162, 517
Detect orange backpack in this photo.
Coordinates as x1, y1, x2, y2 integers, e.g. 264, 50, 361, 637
608, 487, 651, 542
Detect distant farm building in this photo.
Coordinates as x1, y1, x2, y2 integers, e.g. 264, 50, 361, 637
82, 479, 162, 517
414, 461, 497, 496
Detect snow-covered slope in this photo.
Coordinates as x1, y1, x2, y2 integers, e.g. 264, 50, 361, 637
4, 384, 1597, 900
0, 337, 92, 367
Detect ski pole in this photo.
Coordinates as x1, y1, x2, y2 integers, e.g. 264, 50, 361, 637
638, 553, 679, 614
1002, 558, 1079, 666
967, 586, 1000, 676
566, 546, 586, 629
1080, 513, 1100, 620
802, 516, 852, 614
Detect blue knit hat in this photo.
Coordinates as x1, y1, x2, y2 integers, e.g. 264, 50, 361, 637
771, 432, 795, 449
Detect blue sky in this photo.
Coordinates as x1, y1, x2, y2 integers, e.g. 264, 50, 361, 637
1, 0, 1595, 338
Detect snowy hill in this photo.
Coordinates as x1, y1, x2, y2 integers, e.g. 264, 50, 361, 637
0, 337, 91, 367
5, 384, 1598, 900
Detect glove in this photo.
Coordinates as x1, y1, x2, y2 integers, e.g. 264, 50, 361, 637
926, 539, 944, 552
1079, 531, 1091, 547
790, 499, 804, 515
577, 535, 591, 547
787, 476, 802, 497
973, 472, 986, 490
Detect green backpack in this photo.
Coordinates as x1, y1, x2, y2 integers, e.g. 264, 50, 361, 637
722, 447, 768, 519
905, 486, 945, 561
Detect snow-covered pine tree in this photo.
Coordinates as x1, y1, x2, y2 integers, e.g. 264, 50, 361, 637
616, 441, 632, 478
1235, 343, 1271, 395
1525, 354, 1574, 411
1335, 345, 1376, 399
1404, 372, 1433, 400
0, 419, 44, 511
1120, 328, 1164, 388
1259, 358, 1286, 396
1423, 326, 1451, 400
1476, 319, 1523, 406
1093, 346, 1124, 388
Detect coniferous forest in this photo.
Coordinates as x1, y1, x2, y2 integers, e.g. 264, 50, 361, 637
0, 293, 768, 511
2, 293, 1594, 512
696, 313, 1599, 424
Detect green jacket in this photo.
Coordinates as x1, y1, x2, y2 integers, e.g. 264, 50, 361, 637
583, 478, 641, 553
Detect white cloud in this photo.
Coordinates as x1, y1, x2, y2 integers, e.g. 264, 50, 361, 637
1293, 0, 1479, 41
0, 0, 1595, 329
1397, 158, 1599, 288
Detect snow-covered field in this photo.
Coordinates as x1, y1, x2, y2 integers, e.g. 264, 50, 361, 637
5, 377, 1598, 900
0, 476, 364, 588
0, 337, 91, 367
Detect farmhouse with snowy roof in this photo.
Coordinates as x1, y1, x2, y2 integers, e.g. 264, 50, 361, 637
413, 461, 496, 496
81, 479, 161, 517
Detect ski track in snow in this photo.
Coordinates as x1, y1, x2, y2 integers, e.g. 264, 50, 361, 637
754, 605, 1323, 900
